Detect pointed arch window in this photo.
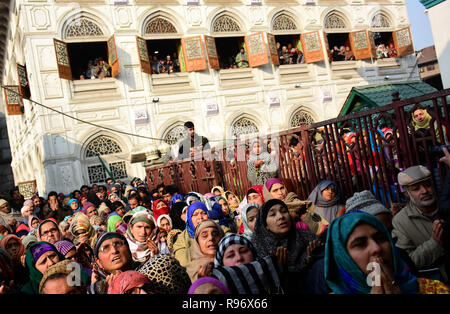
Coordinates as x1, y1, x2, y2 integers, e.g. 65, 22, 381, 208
231, 117, 259, 138
290, 111, 314, 128
213, 15, 241, 33
371, 13, 391, 29
85, 136, 122, 158
65, 18, 104, 39
324, 13, 347, 30
145, 17, 177, 34
273, 14, 298, 31
164, 125, 186, 145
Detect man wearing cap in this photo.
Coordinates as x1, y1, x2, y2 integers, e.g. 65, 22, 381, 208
392, 165, 447, 281
177, 121, 210, 161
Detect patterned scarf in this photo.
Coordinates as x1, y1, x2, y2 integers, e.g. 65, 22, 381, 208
125, 212, 156, 263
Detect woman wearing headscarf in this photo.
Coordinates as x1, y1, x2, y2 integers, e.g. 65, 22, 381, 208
27, 215, 40, 233
89, 232, 138, 294
188, 276, 231, 294
107, 270, 156, 294
247, 138, 278, 186
324, 211, 450, 294
36, 219, 62, 244
0, 247, 16, 293
252, 199, 318, 293
68, 198, 82, 214
172, 201, 211, 267
0, 234, 28, 289
107, 214, 125, 233
137, 254, 192, 294
186, 220, 224, 282
240, 203, 261, 240
39, 259, 91, 294
153, 199, 170, 222
213, 195, 238, 233
211, 186, 225, 196
170, 201, 187, 231
124, 211, 158, 264
223, 191, 241, 213
21, 241, 65, 294
412, 108, 447, 144
170, 194, 184, 210
307, 180, 346, 225
69, 212, 98, 249
212, 233, 285, 294
263, 178, 324, 236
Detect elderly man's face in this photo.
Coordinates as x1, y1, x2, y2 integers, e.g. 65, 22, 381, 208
0, 202, 11, 213
406, 178, 436, 209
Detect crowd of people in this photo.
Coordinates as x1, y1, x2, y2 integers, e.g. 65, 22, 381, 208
150, 53, 181, 74
79, 57, 112, 80
1, 141, 450, 294
277, 42, 304, 65
376, 42, 398, 59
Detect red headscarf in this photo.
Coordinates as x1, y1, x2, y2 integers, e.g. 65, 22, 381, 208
246, 185, 265, 203
0, 234, 26, 262
152, 199, 170, 222
107, 270, 153, 294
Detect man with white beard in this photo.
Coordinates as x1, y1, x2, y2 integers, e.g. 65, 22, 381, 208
392, 165, 447, 282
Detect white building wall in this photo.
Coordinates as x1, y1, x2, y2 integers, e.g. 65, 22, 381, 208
1, 0, 420, 196
427, 1, 450, 89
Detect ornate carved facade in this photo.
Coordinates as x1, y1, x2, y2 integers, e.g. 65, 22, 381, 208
0, 0, 418, 195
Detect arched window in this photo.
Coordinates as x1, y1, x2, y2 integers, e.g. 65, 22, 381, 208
145, 17, 177, 34
371, 13, 392, 29
85, 136, 122, 158
324, 12, 347, 30
65, 18, 104, 39
273, 14, 298, 32
213, 15, 241, 33
164, 125, 186, 145
290, 111, 315, 128
84, 136, 128, 184
231, 117, 259, 138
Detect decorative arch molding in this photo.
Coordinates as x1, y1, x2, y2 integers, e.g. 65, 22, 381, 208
369, 9, 395, 30
208, 9, 247, 36
162, 123, 187, 146
139, 9, 184, 38
58, 10, 111, 41
78, 129, 131, 161
289, 109, 316, 128
226, 113, 263, 139
322, 9, 352, 33
285, 105, 318, 129
270, 9, 302, 34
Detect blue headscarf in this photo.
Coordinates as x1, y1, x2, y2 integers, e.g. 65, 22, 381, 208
324, 211, 417, 294
67, 198, 81, 213
185, 201, 209, 238
170, 194, 184, 209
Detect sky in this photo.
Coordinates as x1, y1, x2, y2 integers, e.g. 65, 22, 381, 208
405, 0, 435, 50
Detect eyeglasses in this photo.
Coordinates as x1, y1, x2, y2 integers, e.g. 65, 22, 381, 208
41, 227, 59, 237
99, 239, 125, 253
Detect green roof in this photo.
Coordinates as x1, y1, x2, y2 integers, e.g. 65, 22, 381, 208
420, 0, 446, 9
339, 81, 438, 117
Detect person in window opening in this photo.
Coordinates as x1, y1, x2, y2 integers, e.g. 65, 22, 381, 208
331, 46, 342, 62
150, 55, 160, 74
235, 47, 249, 68
85, 60, 97, 79
287, 43, 298, 64
388, 42, 397, 57
177, 121, 210, 161
97, 58, 111, 79
172, 52, 180, 72
276, 42, 282, 61
158, 59, 166, 74
344, 46, 355, 61
164, 55, 174, 74
280, 46, 290, 65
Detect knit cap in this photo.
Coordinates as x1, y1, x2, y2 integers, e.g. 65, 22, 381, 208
54, 240, 76, 256
82, 202, 95, 211
21, 205, 32, 214
24, 200, 34, 207
345, 190, 391, 216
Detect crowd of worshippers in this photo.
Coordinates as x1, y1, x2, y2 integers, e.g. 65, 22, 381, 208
150, 53, 181, 74
277, 42, 305, 65
79, 57, 112, 80
1, 145, 450, 295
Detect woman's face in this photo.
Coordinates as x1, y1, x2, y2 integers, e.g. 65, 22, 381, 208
5, 239, 21, 259
227, 194, 239, 207
156, 201, 167, 211
65, 248, 77, 261
159, 218, 171, 233
321, 185, 336, 202
191, 209, 208, 229
218, 199, 229, 215
222, 244, 255, 267
346, 223, 393, 275
116, 206, 125, 217
31, 218, 40, 230
414, 109, 425, 123
270, 183, 287, 201
35, 250, 60, 274
70, 201, 79, 210
197, 227, 221, 257
252, 142, 262, 155
266, 204, 292, 236
247, 192, 263, 206
213, 189, 222, 196
96, 238, 131, 273
246, 207, 259, 232
130, 221, 153, 242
